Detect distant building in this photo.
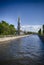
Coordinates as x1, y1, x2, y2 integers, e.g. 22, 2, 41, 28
20, 31, 24, 35
17, 17, 20, 35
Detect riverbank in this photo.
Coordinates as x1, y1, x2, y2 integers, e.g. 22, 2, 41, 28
38, 35, 44, 42
0, 35, 29, 42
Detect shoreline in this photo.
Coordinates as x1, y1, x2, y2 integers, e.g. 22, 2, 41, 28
38, 35, 44, 42
0, 35, 29, 42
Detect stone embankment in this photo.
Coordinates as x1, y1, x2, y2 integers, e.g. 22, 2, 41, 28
0, 35, 29, 42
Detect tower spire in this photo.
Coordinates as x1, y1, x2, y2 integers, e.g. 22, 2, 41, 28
17, 17, 20, 35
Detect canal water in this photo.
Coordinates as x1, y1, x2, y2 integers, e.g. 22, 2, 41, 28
0, 35, 44, 65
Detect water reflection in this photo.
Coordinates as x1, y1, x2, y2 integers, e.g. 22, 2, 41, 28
0, 35, 44, 65
38, 42, 44, 64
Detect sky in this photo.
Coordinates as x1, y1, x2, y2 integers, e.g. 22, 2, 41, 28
0, 0, 44, 32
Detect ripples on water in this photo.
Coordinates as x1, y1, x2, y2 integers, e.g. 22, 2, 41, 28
0, 35, 44, 65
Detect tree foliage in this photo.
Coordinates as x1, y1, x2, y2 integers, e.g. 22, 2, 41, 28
0, 21, 16, 35
43, 25, 44, 34
38, 29, 41, 35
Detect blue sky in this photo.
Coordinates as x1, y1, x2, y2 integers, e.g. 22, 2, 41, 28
0, 0, 44, 32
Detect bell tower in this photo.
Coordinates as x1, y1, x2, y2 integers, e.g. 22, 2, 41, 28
17, 17, 20, 35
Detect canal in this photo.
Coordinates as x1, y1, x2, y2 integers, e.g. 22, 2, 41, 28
0, 35, 44, 65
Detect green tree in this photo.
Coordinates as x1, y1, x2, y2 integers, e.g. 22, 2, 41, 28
9, 24, 16, 35
43, 25, 44, 35
38, 29, 41, 35
0, 21, 16, 35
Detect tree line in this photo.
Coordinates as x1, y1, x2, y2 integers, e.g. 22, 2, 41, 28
0, 21, 16, 35
38, 25, 44, 35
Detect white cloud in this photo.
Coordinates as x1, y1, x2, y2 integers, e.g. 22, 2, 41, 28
21, 25, 42, 32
